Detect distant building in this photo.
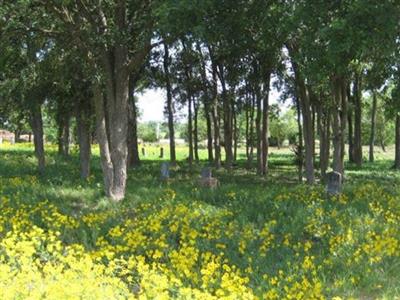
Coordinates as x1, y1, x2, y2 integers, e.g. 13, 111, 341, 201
0, 129, 14, 143
158, 138, 186, 145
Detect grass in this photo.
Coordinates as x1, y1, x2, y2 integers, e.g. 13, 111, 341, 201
0, 142, 399, 299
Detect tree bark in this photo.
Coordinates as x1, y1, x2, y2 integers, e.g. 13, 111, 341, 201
296, 96, 303, 182
76, 99, 91, 180
194, 98, 199, 162
62, 115, 70, 156
245, 97, 250, 159
163, 43, 176, 164
205, 102, 214, 162
288, 46, 315, 184
30, 103, 45, 174
218, 64, 233, 169
347, 87, 354, 163
369, 90, 377, 163
331, 76, 347, 176
295, 75, 315, 183
95, 45, 130, 201
261, 71, 271, 176
233, 102, 238, 162
57, 113, 70, 156
93, 83, 114, 199
394, 114, 400, 169
255, 83, 263, 175
127, 77, 140, 168
353, 73, 363, 166
188, 96, 194, 166
211, 71, 221, 169
317, 102, 330, 180
247, 90, 255, 168
208, 47, 222, 168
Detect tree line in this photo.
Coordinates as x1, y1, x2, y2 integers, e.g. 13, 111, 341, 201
0, 1, 399, 201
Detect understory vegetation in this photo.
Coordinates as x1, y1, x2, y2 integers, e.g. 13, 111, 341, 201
1, 143, 399, 299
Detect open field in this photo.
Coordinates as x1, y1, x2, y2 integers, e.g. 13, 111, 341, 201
0, 143, 400, 299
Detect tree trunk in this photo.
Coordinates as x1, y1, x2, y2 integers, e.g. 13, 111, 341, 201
95, 46, 130, 201
353, 73, 363, 166
76, 99, 91, 180
14, 129, 21, 143
205, 102, 214, 162
369, 90, 377, 163
340, 83, 348, 169
381, 141, 386, 152
233, 104, 238, 162
62, 115, 70, 156
297, 83, 315, 183
394, 114, 400, 169
212, 73, 221, 169
218, 65, 233, 169
93, 83, 114, 198
57, 113, 70, 156
255, 84, 263, 175
188, 96, 194, 166
163, 43, 176, 164
245, 98, 250, 159
317, 103, 330, 180
296, 96, 303, 182
194, 98, 199, 163
261, 71, 271, 176
348, 105, 354, 163
331, 76, 347, 176
247, 91, 255, 168
289, 50, 315, 184
57, 117, 63, 155
347, 87, 355, 162
127, 77, 140, 168
30, 103, 45, 174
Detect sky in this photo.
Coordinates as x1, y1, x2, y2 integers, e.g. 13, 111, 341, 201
137, 89, 166, 122
137, 85, 285, 123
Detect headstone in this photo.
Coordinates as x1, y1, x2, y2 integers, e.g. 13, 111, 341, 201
160, 162, 170, 180
326, 171, 342, 196
0, 137, 2, 144
201, 167, 212, 179
159, 147, 164, 158
10, 136, 15, 145
198, 167, 219, 189
141, 147, 146, 157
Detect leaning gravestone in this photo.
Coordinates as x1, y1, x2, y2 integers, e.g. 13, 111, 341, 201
198, 167, 219, 189
160, 162, 170, 181
326, 171, 342, 196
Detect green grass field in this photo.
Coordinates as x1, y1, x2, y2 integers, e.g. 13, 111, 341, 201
0, 142, 399, 299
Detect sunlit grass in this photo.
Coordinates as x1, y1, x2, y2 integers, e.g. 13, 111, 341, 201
0, 142, 399, 299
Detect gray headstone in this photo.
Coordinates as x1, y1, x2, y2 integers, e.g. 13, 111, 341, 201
10, 136, 15, 145
160, 162, 170, 179
326, 171, 342, 196
0, 137, 2, 144
201, 167, 212, 179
